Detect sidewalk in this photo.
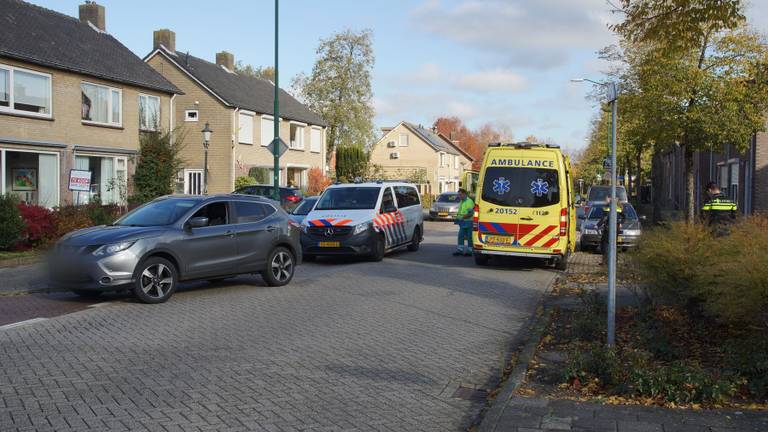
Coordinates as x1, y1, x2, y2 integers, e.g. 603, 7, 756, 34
479, 251, 768, 432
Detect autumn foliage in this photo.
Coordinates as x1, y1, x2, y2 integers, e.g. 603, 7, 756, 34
433, 117, 513, 170
307, 167, 332, 196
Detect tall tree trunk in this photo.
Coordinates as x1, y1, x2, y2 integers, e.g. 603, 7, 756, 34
684, 143, 696, 223
636, 149, 643, 204
652, 151, 662, 224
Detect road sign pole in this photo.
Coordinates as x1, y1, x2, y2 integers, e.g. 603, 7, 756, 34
272, 0, 280, 201
607, 83, 618, 347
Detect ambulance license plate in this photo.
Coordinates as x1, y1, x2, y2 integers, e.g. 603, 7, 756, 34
318, 241, 340, 247
485, 235, 514, 245
438, 212, 448, 217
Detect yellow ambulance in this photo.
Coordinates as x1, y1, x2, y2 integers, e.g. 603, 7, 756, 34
472, 142, 576, 270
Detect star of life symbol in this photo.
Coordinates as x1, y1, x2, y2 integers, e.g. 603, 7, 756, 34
492, 177, 510, 195
530, 178, 549, 197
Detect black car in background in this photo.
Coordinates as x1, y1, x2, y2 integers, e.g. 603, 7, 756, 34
579, 203, 643, 252
234, 184, 304, 210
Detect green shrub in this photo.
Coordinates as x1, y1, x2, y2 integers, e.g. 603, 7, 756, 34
0, 194, 24, 250
131, 129, 185, 204
235, 176, 257, 190
335, 145, 368, 181
248, 167, 270, 184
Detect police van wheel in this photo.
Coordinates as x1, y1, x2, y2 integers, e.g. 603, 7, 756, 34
407, 226, 421, 252
474, 253, 489, 266
370, 235, 386, 262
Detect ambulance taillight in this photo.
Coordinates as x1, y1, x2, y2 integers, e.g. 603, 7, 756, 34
559, 208, 568, 236
473, 205, 479, 231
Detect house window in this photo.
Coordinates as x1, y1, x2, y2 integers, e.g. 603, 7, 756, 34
310, 127, 322, 153
729, 161, 739, 202
81, 82, 121, 126
184, 169, 204, 195
399, 133, 409, 147
239, 112, 254, 144
0, 64, 52, 118
72, 154, 127, 205
138, 94, 160, 131
261, 116, 274, 146
184, 110, 199, 122
454, 155, 459, 169
290, 123, 305, 150
440, 152, 446, 167
1, 149, 59, 208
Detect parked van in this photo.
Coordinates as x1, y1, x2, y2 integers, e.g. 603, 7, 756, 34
300, 182, 424, 261
472, 142, 576, 270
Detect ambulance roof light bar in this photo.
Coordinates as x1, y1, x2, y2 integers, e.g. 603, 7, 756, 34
488, 141, 560, 149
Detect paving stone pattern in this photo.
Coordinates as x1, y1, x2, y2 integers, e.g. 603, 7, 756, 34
0, 223, 556, 431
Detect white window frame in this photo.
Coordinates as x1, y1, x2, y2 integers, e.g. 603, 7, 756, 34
454, 155, 459, 169
238, 110, 255, 145
289, 121, 306, 150
138, 93, 161, 132
310, 126, 322, 153
184, 168, 204, 195
261, 115, 274, 147
72, 153, 128, 205
184, 110, 199, 122
439, 152, 446, 167
0, 63, 53, 119
81, 81, 122, 127
399, 133, 409, 147
0, 147, 60, 207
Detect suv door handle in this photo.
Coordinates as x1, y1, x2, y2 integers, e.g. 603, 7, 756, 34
266, 226, 277, 232
225, 230, 235, 238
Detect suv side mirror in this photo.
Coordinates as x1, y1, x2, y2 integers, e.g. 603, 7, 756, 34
187, 216, 209, 229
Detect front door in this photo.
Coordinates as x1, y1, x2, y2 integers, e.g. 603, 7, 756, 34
176, 201, 239, 278
184, 169, 204, 195
394, 185, 420, 242
377, 187, 407, 248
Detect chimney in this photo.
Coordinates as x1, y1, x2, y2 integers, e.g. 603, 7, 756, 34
79, 1, 105, 31
153, 29, 176, 53
216, 51, 235, 71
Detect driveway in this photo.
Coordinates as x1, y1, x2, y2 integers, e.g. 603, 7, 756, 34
0, 222, 556, 432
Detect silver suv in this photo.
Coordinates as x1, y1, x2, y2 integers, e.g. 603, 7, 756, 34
48, 194, 301, 303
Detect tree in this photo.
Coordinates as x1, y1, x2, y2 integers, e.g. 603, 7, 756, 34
132, 129, 185, 204
292, 29, 375, 165
609, 1, 768, 221
234, 62, 275, 82
307, 167, 332, 195
335, 145, 368, 182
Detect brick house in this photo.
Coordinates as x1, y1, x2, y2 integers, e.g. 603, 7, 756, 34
654, 133, 767, 217
369, 122, 474, 196
144, 31, 327, 195
0, 0, 181, 207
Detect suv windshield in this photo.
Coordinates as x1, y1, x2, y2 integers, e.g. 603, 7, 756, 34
481, 167, 560, 208
588, 186, 628, 203
315, 187, 380, 210
437, 193, 460, 203
116, 198, 198, 226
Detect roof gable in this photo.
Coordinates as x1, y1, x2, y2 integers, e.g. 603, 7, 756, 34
0, 0, 180, 94
401, 122, 474, 161
148, 47, 327, 126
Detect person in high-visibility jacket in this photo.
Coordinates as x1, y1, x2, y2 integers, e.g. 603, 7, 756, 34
701, 181, 737, 235
453, 188, 475, 256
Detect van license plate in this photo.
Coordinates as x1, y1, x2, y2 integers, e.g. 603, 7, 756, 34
318, 241, 340, 247
485, 235, 514, 245
438, 212, 448, 217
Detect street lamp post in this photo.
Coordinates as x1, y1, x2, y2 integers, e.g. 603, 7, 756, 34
201, 122, 212, 195
272, 0, 280, 201
571, 78, 619, 347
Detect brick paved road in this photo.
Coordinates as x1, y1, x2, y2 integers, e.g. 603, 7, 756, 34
0, 222, 556, 431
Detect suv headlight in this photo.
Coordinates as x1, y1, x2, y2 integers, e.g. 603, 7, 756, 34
93, 241, 135, 257
353, 223, 369, 235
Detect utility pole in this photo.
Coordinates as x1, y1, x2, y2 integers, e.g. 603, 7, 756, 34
272, 0, 280, 201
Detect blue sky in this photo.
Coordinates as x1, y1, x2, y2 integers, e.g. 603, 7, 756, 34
31, 0, 768, 153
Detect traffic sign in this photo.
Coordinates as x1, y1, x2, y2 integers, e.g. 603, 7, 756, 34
267, 137, 289, 157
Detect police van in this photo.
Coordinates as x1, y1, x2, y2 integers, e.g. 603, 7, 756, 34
473, 142, 576, 270
300, 182, 424, 261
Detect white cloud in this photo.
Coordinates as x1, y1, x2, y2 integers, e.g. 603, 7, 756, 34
411, 0, 617, 69
403, 63, 443, 84
454, 69, 527, 92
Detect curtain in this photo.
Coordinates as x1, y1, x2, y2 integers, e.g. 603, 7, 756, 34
37, 153, 57, 208
73, 156, 90, 204
81, 84, 108, 123
100, 157, 114, 204
0, 69, 8, 107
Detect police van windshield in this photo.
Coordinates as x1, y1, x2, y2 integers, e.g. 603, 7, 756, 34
315, 187, 380, 210
481, 167, 560, 208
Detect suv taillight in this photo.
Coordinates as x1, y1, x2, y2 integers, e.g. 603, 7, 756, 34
286, 195, 300, 202
473, 204, 479, 231
560, 207, 568, 236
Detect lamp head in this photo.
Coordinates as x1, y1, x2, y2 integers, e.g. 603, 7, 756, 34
201, 122, 213, 143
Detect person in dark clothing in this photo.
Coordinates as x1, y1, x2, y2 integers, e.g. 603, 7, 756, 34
598, 199, 625, 266
701, 181, 737, 236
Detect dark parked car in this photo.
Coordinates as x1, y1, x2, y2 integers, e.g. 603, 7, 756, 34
288, 196, 318, 225
582, 185, 629, 222
576, 206, 586, 231
580, 203, 643, 252
234, 184, 303, 209
48, 194, 301, 304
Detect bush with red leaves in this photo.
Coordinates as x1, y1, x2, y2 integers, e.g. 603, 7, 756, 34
17, 203, 57, 247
